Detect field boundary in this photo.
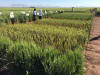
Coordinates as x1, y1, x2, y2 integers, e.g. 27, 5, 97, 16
85, 16, 100, 75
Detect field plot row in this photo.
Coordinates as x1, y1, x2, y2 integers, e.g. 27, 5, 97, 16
48, 13, 93, 20
0, 8, 93, 75
0, 8, 93, 12
0, 23, 88, 51
35, 19, 91, 29
0, 11, 93, 25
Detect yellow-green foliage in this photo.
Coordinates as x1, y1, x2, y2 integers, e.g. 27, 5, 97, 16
0, 24, 88, 51
0, 38, 84, 75
48, 13, 93, 20
35, 19, 91, 29
0, 8, 93, 75
0, 8, 93, 25
0, 7, 93, 12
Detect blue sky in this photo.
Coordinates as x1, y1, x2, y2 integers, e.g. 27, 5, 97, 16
0, 0, 100, 7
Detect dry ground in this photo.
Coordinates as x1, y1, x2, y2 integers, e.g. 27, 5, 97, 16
85, 17, 100, 75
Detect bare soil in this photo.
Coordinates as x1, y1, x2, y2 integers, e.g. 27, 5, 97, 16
85, 17, 100, 75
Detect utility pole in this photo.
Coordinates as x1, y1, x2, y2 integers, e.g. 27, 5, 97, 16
72, 7, 74, 12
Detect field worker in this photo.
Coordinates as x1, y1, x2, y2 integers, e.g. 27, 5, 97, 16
33, 8, 36, 21
44, 10, 48, 18
26, 13, 29, 17
39, 9, 43, 19
26, 13, 30, 22
10, 11, 15, 24
45, 10, 47, 14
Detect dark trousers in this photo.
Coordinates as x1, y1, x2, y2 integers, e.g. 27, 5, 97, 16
33, 15, 36, 21
39, 16, 42, 19
11, 18, 15, 24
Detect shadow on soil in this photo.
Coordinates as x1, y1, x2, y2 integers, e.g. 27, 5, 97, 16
90, 36, 100, 41
95, 12, 100, 17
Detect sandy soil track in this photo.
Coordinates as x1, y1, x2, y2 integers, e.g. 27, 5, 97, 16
85, 17, 100, 75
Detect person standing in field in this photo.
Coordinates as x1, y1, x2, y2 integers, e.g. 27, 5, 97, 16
39, 9, 43, 19
10, 11, 15, 24
44, 10, 48, 18
33, 8, 37, 21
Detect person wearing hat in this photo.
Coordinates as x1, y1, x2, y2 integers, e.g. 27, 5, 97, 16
10, 11, 15, 24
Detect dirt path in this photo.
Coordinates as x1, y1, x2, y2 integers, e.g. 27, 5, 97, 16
85, 17, 100, 75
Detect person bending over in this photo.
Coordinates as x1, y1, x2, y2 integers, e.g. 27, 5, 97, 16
10, 11, 15, 24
